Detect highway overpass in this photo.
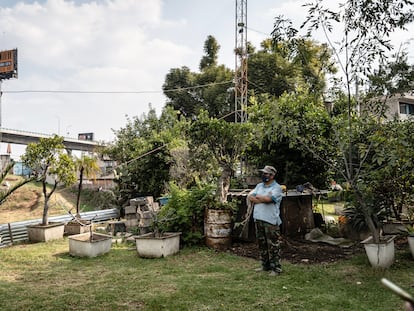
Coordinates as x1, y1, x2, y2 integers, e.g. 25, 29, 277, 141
0, 127, 105, 152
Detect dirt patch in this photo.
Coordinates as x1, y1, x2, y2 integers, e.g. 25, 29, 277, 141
0, 185, 75, 223
229, 236, 409, 264
230, 238, 361, 264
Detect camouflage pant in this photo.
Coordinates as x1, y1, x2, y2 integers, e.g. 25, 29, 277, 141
255, 220, 282, 272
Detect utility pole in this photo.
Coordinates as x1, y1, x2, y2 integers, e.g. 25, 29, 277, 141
0, 48, 18, 158
235, 0, 248, 123
0, 80, 2, 128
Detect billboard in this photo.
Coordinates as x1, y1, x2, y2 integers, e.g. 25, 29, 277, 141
0, 49, 18, 80
78, 133, 94, 141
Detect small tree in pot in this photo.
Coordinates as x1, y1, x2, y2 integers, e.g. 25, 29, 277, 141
22, 135, 77, 233
189, 110, 253, 205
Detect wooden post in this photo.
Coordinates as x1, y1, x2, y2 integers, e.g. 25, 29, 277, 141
8, 223, 14, 245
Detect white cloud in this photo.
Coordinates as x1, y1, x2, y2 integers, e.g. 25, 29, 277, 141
0, 0, 192, 158
1, 0, 413, 160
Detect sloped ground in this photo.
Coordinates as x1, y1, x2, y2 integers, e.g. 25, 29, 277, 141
0, 176, 77, 223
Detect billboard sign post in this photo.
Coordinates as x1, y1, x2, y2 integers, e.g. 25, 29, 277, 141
0, 49, 18, 80
0, 48, 18, 141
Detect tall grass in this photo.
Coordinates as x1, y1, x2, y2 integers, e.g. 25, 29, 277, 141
1, 239, 414, 310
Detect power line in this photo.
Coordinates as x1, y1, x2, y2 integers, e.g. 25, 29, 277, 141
2, 80, 234, 95
247, 26, 270, 37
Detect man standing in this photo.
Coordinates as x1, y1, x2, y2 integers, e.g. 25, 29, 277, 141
248, 165, 283, 276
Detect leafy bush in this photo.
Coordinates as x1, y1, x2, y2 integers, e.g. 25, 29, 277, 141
342, 188, 387, 235
158, 183, 215, 245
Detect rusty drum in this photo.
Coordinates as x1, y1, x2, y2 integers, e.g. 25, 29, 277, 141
204, 209, 232, 250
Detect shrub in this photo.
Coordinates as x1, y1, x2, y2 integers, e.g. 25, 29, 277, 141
158, 183, 215, 245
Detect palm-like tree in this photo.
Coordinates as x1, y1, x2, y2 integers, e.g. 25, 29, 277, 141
74, 155, 101, 218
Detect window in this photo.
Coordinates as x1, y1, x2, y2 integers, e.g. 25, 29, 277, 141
399, 102, 414, 115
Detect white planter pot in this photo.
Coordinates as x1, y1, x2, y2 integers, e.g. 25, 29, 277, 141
407, 236, 414, 258
27, 222, 65, 243
69, 232, 112, 257
361, 235, 396, 268
64, 222, 92, 236
135, 232, 181, 258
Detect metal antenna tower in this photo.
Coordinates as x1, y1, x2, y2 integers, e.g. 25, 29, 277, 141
235, 0, 248, 123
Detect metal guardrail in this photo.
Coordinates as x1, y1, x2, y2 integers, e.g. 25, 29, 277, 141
0, 208, 119, 247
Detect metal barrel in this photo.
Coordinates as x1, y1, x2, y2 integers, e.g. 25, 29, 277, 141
204, 209, 232, 250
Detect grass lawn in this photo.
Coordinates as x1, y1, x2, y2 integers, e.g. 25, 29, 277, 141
1, 238, 414, 310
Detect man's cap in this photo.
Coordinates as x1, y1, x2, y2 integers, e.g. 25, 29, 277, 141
259, 165, 277, 175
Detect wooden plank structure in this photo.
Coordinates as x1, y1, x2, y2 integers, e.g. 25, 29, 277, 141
228, 189, 316, 241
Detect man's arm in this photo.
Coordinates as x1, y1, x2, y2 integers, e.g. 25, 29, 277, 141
249, 194, 273, 204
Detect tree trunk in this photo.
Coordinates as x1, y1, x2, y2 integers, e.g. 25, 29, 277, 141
42, 180, 49, 225
355, 190, 380, 243
42, 181, 58, 225
76, 167, 84, 217
218, 166, 233, 203
42, 199, 49, 226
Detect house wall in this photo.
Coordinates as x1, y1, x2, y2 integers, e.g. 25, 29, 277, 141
385, 95, 414, 120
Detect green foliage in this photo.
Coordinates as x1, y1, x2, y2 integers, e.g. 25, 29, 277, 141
367, 51, 414, 103
21, 135, 77, 225
106, 106, 189, 207
359, 120, 414, 220
163, 35, 234, 119
157, 183, 215, 245
189, 111, 254, 202
249, 30, 336, 98
343, 188, 387, 234
0, 162, 36, 205
73, 154, 101, 216
302, 0, 414, 86
199, 35, 219, 70
247, 91, 332, 188
288, 0, 414, 243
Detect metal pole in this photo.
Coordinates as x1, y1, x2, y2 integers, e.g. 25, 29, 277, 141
0, 80, 2, 154
0, 80, 2, 128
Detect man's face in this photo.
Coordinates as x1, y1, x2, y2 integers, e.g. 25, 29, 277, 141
262, 172, 272, 182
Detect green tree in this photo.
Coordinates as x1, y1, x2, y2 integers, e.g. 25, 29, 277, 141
163, 66, 199, 117
106, 106, 189, 206
22, 135, 77, 225
199, 35, 219, 70
247, 91, 333, 188
74, 154, 101, 217
363, 120, 414, 221
294, 0, 414, 243
248, 35, 336, 99
189, 111, 253, 202
163, 35, 234, 120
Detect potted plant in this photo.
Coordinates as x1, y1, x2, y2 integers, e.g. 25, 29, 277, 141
134, 210, 181, 258
22, 135, 77, 242
343, 190, 396, 268
68, 218, 112, 258
65, 154, 101, 235
189, 111, 253, 250
204, 195, 237, 250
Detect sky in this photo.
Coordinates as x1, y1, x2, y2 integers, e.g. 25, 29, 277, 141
0, 0, 413, 159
